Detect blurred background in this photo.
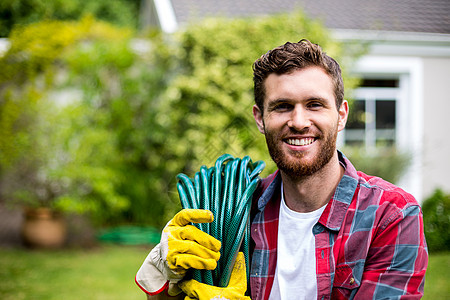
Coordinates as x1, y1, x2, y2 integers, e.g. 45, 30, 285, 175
0, 0, 449, 299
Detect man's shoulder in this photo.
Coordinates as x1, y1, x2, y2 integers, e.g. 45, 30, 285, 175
355, 170, 419, 209
340, 152, 419, 210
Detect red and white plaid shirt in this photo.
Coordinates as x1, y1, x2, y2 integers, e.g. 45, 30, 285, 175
250, 151, 428, 300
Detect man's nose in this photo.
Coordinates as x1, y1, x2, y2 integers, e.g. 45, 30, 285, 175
287, 106, 311, 130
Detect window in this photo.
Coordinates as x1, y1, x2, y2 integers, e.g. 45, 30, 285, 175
343, 78, 400, 149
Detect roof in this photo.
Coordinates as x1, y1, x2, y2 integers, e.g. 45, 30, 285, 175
170, 0, 450, 34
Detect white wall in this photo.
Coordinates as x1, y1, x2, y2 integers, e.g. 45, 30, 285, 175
422, 57, 450, 199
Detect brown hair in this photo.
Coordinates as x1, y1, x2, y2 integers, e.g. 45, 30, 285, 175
252, 39, 344, 113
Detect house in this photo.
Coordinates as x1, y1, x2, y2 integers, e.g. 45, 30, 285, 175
142, 0, 450, 203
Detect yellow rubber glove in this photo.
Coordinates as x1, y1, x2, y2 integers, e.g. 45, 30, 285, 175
136, 209, 221, 296
179, 252, 250, 300
164, 209, 221, 271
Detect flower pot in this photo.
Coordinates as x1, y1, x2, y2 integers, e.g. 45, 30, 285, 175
21, 207, 67, 248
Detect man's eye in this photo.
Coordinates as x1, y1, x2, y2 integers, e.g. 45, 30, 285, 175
274, 103, 292, 110
308, 102, 323, 109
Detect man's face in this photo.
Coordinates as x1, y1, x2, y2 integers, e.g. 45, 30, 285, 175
253, 66, 348, 179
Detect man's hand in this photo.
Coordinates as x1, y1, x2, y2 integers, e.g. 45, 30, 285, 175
136, 209, 221, 296
164, 209, 221, 271
179, 252, 250, 300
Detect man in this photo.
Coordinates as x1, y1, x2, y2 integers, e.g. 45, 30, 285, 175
136, 39, 428, 299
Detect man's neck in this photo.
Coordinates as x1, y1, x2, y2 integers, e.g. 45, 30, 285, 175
280, 153, 344, 213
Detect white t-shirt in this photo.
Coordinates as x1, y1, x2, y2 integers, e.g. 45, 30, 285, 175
269, 184, 326, 300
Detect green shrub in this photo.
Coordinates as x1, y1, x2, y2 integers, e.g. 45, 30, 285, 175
163, 11, 362, 176
0, 11, 363, 227
0, 0, 139, 37
422, 189, 450, 252
0, 18, 138, 224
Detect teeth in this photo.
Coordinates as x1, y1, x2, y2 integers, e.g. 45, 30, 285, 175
287, 138, 314, 146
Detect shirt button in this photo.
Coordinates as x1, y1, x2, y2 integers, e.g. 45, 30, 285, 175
349, 277, 355, 285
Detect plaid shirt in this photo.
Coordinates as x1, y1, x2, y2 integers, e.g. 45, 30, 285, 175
250, 151, 428, 300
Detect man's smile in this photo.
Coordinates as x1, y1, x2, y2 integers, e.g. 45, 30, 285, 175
285, 137, 316, 146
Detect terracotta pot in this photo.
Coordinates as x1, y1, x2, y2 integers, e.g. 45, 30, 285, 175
21, 207, 67, 248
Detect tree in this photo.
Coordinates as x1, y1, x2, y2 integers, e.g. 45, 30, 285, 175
162, 12, 359, 175
0, 18, 148, 224
0, 11, 360, 227
0, 0, 140, 37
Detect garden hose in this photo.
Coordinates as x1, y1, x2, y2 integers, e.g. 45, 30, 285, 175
176, 154, 265, 288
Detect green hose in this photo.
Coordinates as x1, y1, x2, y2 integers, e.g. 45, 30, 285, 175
176, 154, 265, 288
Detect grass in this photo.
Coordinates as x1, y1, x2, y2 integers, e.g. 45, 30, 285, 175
423, 251, 450, 300
0, 245, 448, 299
0, 244, 149, 300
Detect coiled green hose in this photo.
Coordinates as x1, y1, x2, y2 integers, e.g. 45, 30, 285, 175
176, 154, 265, 287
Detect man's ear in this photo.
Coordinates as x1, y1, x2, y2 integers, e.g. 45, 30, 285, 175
253, 105, 265, 134
338, 100, 349, 132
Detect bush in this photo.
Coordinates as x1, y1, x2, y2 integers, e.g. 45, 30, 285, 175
0, 12, 363, 227
422, 189, 450, 252
0, 18, 141, 224
163, 11, 362, 175
0, 0, 140, 37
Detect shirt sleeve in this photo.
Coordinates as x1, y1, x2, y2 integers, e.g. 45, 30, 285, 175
354, 203, 428, 299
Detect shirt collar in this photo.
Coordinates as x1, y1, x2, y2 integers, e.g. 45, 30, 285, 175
257, 170, 281, 211
257, 150, 359, 231
318, 150, 359, 231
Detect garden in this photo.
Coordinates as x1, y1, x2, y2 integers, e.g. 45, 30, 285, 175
0, 1, 448, 299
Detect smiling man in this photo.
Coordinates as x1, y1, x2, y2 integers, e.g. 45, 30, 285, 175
136, 40, 428, 300
253, 64, 347, 213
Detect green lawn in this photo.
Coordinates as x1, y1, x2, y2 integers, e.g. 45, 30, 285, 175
423, 251, 450, 300
0, 245, 448, 299
0, 245, 148, 300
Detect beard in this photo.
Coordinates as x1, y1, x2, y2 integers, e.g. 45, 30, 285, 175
264, 124, 338, 179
